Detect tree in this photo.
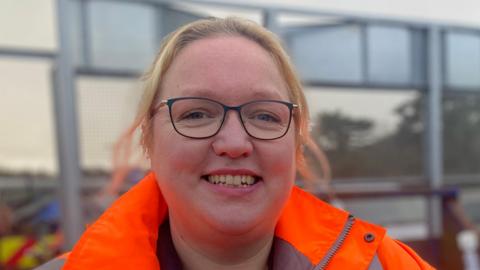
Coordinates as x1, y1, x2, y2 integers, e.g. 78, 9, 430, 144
312, 93, 480, 180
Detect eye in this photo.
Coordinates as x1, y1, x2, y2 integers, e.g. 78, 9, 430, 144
181, 111, 207, 120
179, 110, 213, 121
250, 112, 281, 123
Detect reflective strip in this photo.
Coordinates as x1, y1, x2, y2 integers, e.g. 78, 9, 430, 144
34, 257, 66, 270
5, 237, 36, 267
367, 254, 384, 270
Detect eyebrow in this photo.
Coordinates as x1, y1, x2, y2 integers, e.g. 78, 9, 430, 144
173, 88, 286, 101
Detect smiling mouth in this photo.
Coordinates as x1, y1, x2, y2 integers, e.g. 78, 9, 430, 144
202, 175, 261, 188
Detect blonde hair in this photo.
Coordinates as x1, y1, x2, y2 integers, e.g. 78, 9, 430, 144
109, 17, 331, 195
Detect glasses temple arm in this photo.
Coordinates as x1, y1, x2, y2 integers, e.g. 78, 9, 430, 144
150, 100, 168, 118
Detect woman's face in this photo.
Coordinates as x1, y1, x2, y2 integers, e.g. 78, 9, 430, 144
150, 36, 296, 237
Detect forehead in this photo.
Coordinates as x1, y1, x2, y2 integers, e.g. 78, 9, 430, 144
160, 36, 290, 102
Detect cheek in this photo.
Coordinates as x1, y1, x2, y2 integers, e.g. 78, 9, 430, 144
150, 122, 209, 179
260, 133, 296, 179
258, 134, 296, 221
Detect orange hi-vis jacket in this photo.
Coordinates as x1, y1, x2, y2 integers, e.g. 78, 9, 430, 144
37, 173, 435, 270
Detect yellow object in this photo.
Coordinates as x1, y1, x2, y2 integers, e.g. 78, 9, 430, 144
0, 234, 57, 269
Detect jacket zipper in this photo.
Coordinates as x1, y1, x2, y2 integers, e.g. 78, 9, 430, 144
314, 214, 356, 270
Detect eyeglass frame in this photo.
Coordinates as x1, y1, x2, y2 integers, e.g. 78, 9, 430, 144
150, 96, 298, 140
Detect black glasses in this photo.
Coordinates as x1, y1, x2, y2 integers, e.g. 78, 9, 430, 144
151, 97, 298, 140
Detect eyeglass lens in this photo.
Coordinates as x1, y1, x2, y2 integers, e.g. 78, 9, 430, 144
169, 98, 292, 139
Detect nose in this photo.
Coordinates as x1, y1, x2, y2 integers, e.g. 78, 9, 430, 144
212, 111, 253, 158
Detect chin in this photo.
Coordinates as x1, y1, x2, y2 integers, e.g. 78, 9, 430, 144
203, 208, 276, 237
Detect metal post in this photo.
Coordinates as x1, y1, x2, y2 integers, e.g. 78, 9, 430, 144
53, 0, 84, 250
361, 23, 370, 84
426, 25, 443, 238
262, 9, 280, 35
155, 4, 165, 46
79, 0, 92, 66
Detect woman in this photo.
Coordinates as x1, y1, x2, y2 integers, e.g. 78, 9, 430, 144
37, 17, 434, 270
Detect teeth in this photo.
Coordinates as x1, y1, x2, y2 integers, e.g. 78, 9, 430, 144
226, 175, 233, 184
233, 175, 241, 186
207, 175, 256, 187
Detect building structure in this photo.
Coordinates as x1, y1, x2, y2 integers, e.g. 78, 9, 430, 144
1, 0, 479, 268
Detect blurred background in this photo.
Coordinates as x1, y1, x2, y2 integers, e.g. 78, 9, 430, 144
1, 0, 479, 269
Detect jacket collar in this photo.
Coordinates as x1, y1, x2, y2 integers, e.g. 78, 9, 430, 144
63, 172, 384, 270
63, 173, 166, 269
275, 187, 385, 268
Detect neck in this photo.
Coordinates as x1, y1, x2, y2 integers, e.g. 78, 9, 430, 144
169, 218, 274, 270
